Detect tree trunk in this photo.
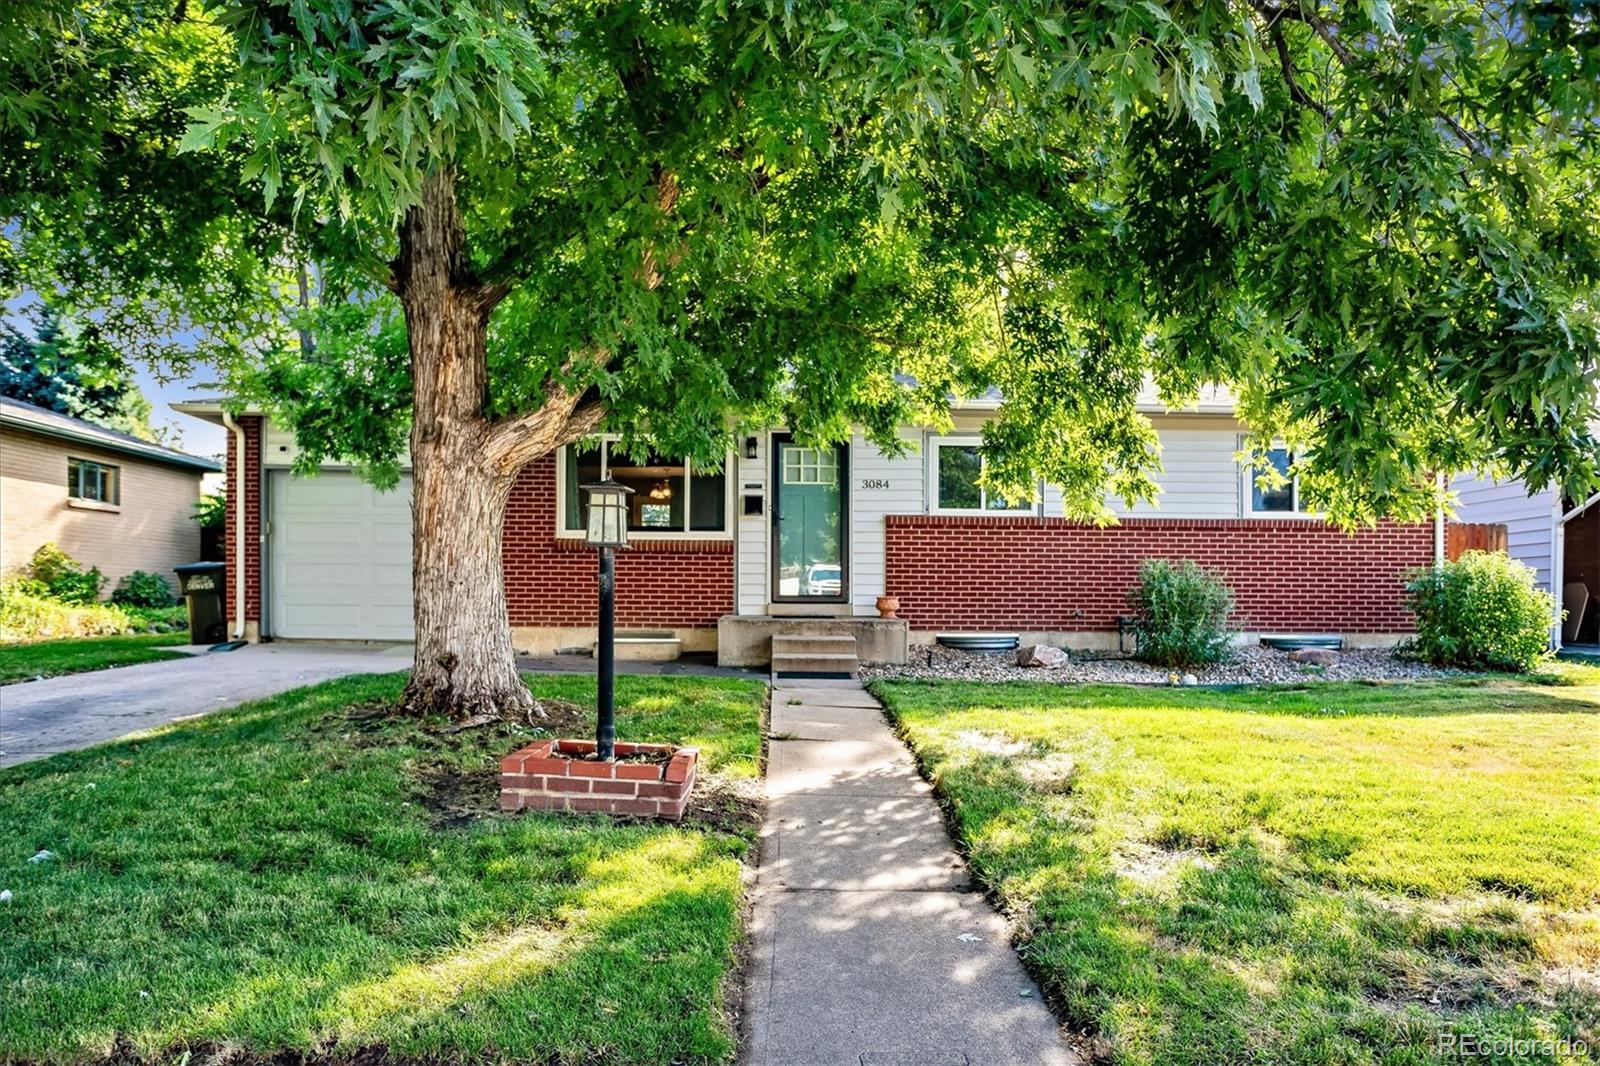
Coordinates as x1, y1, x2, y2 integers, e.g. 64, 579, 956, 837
397, 169, 534, 720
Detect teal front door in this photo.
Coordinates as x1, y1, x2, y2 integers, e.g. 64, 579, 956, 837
771, 435, 848, 603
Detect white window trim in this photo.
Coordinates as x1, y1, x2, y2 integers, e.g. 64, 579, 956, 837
555, 437, 736, 540
926, 434, 1038, 516
1239, 438, 1318, 518
67, 456, 120, 506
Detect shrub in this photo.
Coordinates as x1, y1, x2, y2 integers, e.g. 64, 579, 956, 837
0, 581, 134, 643
1404, 551, 1555, 672
111, 570, 176, 608
26, 543, 103, 605
1129, 558, 1238, 668
125, 604, 189, 633
193, 490, 226, 530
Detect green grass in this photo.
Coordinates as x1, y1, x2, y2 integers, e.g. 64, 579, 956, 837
873, 663, 1600, 1066
0, 631, 188, 684
0, 672, 765, 1064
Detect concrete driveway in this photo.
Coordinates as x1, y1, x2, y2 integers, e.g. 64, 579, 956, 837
0, 642, 413, 770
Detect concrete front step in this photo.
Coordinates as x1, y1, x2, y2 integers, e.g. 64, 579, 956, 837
771, 634, 859, 656
772, 652, 858, 679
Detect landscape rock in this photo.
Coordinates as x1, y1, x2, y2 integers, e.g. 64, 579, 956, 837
1288, 648, 1340, 666
1015, 645, 1069, 668
864, 644, 1462, 687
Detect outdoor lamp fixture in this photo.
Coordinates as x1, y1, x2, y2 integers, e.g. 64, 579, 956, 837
582, 479, 634, 760
744, 436, 759, 460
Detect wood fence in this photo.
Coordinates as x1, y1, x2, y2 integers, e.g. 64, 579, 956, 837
1445, 522, 1508, 560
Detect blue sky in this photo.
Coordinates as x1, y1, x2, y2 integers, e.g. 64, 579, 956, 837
5, 295, 228, 459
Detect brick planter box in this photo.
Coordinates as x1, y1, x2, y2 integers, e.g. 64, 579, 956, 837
499, 739, 699, 822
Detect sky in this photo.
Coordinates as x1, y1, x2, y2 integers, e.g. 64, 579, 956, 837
5, 295, 229, 460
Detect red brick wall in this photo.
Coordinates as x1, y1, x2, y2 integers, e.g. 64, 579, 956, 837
222, 415, 263, 625
502, 454, 734, 628
884, 515, 1433, 633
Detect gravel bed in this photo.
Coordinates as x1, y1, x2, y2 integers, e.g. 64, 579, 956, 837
862, 643, 1470, 686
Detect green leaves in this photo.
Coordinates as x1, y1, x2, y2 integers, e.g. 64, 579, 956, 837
5, 0, 1598, 527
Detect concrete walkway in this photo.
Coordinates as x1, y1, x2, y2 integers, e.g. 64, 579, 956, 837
742, 679, 1077, 1066
0, 642, 413, 769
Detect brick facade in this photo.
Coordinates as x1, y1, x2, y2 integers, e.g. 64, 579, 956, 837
883, 515, 1433, 633
222, 416, 263, 625
502, 454, 735, 628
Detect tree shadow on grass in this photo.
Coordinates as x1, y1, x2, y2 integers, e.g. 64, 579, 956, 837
918, 742, 1598, 1066
0, 675, 754, 1066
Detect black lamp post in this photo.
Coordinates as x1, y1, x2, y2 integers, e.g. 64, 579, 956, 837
581, 478, 633, 761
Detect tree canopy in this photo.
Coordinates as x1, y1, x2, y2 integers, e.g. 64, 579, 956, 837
0, 308, 168, 443
3, 0, 1596, 521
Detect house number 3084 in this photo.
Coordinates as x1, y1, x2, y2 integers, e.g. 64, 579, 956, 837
861, 478, 890, 490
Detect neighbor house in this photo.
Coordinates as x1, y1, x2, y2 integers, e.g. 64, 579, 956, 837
176, 389, 1446, 664
0, 396, 222, 594
1452, 470, 1599, 649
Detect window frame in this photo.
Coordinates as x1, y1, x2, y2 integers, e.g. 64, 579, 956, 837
67, 457, 121, 506
1240, 439, 1314, 517
555, 437, 735, 540
926, 434, 1037, 516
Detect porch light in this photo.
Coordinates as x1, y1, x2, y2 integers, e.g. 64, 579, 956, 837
582, 479, 633, 549
581, 478, 634, 762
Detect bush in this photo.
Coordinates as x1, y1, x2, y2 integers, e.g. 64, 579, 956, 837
26, 543, 103, 605
1404, 551, 1556, 672
0, 581, 134, 643
111, 570, 176, 608
125, 605, 189, 633
1129, 558, 1238, 668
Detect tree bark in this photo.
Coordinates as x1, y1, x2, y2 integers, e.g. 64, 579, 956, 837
396, 168, 535, 720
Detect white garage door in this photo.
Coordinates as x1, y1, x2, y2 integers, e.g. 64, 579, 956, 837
268, 471, 415, 640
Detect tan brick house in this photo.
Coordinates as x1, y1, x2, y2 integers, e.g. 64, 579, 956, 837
0, 397, 221, 597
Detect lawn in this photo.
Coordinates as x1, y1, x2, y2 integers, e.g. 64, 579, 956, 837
874, 663, 1600, 1066
0, 632, 189, 684
0, 671, 765, 1065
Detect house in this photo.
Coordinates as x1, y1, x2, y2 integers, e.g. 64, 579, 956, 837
1451, 471, 1599, 649
175, 390, 1442, 663
0, 396, 222, 594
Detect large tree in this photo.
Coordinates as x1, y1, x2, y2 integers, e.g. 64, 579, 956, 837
3, 0, 1596, 719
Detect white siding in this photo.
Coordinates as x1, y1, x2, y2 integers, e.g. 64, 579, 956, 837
1036, 420, 1243, 518
849, 429, 925, 613
1450, 472, 1559, 590
262, 419, 412, 470
736, 435, 768, 614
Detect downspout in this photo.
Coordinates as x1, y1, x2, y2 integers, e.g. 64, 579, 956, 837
1433, 471, 1446, 566
221, 410, 248, 640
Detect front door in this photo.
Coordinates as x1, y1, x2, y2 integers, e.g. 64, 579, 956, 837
771, 435, 848, 603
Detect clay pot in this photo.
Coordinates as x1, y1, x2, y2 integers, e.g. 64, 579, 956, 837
875, 595, 900, 619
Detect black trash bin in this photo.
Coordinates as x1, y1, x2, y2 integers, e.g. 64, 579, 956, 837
174, 561, 228, 645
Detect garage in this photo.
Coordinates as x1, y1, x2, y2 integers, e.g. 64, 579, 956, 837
268, 471, 415, 640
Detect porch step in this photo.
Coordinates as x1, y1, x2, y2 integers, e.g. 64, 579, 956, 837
771, 635, 859, 678
771, 652, 859, 679
771, 634, 859, 656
